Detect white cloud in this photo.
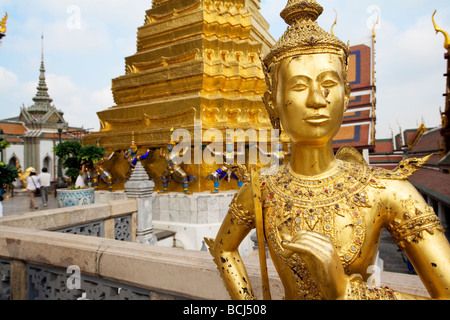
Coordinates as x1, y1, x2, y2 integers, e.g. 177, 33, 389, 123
44, 74, 112, 131
0, 66, 19, 94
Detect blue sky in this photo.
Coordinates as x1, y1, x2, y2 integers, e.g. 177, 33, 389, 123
0, 0, 449, 139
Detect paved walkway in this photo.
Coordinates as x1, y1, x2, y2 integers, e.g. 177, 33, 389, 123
0, 189, 413, 275
1, 189, 59, 216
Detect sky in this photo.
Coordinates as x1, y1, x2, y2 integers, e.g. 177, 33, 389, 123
0, 0, 449, 139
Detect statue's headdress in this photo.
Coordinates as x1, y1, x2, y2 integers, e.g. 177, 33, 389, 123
263, 0, 349, 70
262, 0, 350, 129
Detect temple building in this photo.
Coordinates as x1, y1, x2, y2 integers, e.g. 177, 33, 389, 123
333, 43, 377, 160
0, 37, 86, 184
368, 48, 450, 240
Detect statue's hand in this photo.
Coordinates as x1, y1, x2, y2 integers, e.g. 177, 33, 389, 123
281, 230, 349, 300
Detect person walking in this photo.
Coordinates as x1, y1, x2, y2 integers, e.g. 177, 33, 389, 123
26, 171, 40, 209
39, 167, 51, 207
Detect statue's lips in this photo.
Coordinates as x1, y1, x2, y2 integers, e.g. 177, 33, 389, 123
304, 115, 330, 125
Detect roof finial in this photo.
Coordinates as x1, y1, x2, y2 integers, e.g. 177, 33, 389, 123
41, 33, 44, 61
432, 10, 450, 50
372, 9, 380, 38
30, 34, 53, 110
331, 9, 338, 36
0, 12, 7, 33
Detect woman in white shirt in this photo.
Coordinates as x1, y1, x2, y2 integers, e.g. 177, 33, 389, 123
26, 171, 41, 209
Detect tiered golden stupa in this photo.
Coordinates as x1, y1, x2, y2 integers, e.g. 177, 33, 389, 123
83, 0, 276, 192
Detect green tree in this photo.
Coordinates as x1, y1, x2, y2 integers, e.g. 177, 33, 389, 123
53, 141, 105, 187
0, 138, 18, 197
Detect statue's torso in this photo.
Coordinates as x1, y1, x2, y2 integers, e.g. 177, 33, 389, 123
260, 160, 389, 300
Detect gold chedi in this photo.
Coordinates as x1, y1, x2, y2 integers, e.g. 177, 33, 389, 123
83, 0, 276, 192
206, 0, 450, 300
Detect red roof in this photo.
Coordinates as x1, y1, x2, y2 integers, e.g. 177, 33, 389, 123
408, 168, 450, 206
0, 122, 27, 135
411, 129, 442, 153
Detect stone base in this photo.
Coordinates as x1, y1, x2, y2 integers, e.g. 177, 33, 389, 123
152, 191, 256, 256
95, 190, 127, 203
152, 191, 236, 224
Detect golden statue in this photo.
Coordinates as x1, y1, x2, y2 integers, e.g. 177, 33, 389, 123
159, 128, 196, 194
124, 132, 151, 176
206, 0, 450, 300
18, 166, 36, 190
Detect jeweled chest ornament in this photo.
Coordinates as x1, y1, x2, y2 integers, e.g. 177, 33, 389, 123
260, 161, 378, 268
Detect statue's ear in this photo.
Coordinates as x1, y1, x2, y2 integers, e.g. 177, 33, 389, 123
263, 90, 280, 130
263, 91, 277, 115
344, 82, 351, 112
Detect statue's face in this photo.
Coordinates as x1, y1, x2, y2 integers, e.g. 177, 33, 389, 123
274, 53, 349, 145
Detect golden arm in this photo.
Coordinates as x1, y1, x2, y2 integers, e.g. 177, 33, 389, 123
385, 180, 450, 300
205, 183, 257, 300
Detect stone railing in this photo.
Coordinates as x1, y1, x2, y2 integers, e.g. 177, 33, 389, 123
0, 219, 430, 300
0, 162, 432, 300
0, 199, 137, 242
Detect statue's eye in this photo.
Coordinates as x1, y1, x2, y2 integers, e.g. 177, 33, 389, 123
290, 83, 308, 92
322, 80, 337, 88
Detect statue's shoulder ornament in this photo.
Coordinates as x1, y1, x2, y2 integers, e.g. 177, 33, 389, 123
370, 155, 432, 182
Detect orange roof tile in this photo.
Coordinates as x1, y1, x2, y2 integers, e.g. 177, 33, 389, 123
0, 122, 27, 135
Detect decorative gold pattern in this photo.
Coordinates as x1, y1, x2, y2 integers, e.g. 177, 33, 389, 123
388, 196, 445, 249
261, 161, 372, 272
372, 155, 432, 180
263, 0, 349, 70
344, 275, 397, 300
229, 193, 255, 229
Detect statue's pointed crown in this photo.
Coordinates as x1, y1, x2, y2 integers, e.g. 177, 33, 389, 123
263, 0, 349, 69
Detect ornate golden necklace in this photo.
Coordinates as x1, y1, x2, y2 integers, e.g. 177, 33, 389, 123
259, 160, 381, 299
260, 160, 378, 268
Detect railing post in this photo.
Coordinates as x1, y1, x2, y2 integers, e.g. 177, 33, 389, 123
125, 162, 157, 245
10, 260, 27, 300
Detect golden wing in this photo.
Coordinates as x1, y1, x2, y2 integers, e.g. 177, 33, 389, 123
0, 12, 7, 33
336, 145, 368, 165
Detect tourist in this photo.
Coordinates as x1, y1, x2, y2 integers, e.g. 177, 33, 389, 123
39, 167, 51, 207
26, 171, 40, 209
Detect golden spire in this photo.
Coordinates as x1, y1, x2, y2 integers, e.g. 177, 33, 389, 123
432, 10, 450, 50
0, 12, 7, 33
263, 0, 349, 70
